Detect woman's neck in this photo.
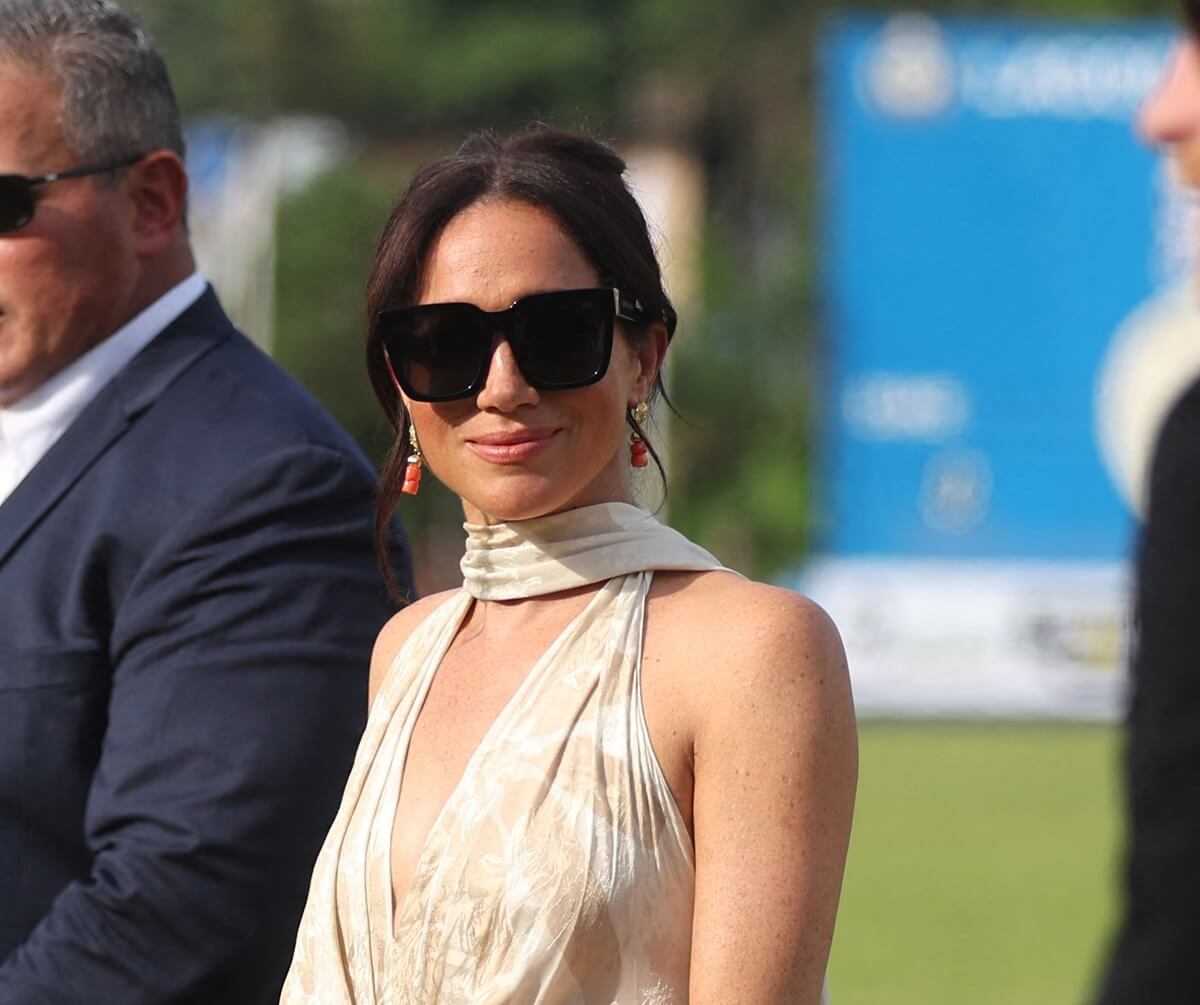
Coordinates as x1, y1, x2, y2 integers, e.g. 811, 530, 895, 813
459, 477, 637, 527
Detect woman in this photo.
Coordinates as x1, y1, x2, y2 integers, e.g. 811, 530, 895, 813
281, 127, 856, 1004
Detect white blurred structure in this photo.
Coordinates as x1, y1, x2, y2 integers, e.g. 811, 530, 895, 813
1096, 279, 1200, 517
186, 117, 351, 351
624, 143, 706, 513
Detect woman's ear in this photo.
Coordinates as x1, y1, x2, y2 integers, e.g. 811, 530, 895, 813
632, 322, 670, 401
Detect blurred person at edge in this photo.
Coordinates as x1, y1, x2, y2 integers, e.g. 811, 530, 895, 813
278, 127, 857, 1005
0, 1, 413, 1002
1095, 2, 1200, 1002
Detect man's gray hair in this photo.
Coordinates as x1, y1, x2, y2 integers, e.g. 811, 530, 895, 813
0, 0, 184, 164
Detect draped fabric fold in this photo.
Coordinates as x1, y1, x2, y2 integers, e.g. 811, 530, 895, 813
280, 502, 727, 1004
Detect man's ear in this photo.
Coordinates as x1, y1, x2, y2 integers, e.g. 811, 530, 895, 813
126, 151, 188, 257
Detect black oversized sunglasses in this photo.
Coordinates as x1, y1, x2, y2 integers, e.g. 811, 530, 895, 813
378, 287, 667, 403
0, 153, 146, 233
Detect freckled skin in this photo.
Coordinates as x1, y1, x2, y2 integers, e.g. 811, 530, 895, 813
405, 199, 651, 527
372, 197, 857, 1004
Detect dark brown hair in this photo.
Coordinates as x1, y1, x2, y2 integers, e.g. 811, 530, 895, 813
365, 126, 678, 586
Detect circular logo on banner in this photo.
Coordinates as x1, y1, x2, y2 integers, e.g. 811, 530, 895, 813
864, 13, 956, 120
920, 447, 992, 535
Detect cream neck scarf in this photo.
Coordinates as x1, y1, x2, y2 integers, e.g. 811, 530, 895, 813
460, 500, 725, 600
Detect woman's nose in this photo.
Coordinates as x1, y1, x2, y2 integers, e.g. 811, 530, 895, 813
475, 336, 539, 411
1139, 40, 1200, 146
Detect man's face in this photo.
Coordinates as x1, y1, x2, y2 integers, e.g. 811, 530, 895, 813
1140, 38, 1200, 189
0, 60, 141, 406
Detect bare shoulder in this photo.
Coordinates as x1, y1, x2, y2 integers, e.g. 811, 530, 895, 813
653, 570, 848, 690
368, 588, 460, 705
672, 573, 857, 1000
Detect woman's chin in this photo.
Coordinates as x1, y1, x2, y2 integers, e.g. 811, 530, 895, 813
452, 453, 632, 526
461, 482, 627, 526
460, 483, 570, 526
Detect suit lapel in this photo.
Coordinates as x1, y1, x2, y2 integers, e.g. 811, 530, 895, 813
0, 288, 233, 568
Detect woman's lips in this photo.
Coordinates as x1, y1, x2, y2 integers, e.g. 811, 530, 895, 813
466, 428, 559, 463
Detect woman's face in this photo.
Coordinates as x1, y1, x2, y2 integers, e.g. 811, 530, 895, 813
403, 197, 665, 525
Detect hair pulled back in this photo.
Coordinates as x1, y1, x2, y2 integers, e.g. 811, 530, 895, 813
366, 126, 678, 581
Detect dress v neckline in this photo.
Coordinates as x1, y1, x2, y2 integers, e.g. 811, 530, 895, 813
385, 578, 625, 936
279, 501, 732, 1005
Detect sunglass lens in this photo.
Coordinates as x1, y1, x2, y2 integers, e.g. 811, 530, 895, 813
387, 306, 490, 401
0, 176, 34, 233
514, 291, 612, 388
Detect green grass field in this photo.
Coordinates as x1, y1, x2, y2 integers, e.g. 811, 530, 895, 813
828, 722, 1123, 1005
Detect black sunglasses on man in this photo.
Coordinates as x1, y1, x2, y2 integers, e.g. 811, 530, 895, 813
0, 153, 146, 233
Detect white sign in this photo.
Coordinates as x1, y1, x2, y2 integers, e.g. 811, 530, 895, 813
796, 558, 1128, 719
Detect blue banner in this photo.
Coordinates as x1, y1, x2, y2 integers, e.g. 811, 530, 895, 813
819, 15, 1176, 561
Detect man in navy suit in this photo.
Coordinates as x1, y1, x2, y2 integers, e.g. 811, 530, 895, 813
0, 1, 411, 1001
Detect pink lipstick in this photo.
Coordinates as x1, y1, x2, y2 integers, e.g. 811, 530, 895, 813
466, 427, 558, 464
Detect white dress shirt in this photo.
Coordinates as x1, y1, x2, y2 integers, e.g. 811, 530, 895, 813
0, 272, 207, 506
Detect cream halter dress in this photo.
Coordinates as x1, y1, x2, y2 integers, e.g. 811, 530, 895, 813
280, 502, 820, 1004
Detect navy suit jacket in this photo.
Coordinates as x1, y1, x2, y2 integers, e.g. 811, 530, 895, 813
0, 289, 411, 1003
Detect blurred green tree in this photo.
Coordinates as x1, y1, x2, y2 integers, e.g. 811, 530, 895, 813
128, 0, 1175, 583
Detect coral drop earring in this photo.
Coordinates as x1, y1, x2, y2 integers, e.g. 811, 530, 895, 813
402, 425, 423, 496
630, 402, 650, 468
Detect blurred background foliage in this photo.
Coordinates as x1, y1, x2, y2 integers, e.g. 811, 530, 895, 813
128, 0, 1172, 590
114, 3, 1178, 1001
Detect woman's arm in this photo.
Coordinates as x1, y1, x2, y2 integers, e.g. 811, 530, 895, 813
688, 584, 857, 1004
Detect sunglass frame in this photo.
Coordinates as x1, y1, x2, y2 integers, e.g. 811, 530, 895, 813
0, 153, 146, 233
379, 287, 655, 403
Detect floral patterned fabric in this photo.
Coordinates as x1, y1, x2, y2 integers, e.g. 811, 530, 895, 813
279, 503, 727, 1004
